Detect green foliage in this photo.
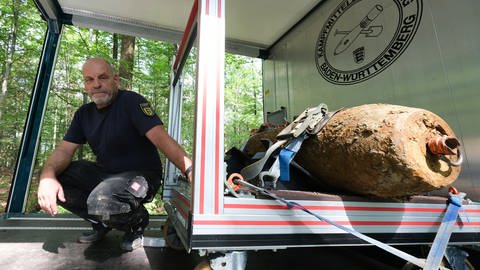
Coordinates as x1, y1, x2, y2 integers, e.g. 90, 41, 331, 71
0, 0, 47, 212
1, 0, 263, 214
224, 54, 263, 150
0, 0, 46, 169
179, 48, 198, 155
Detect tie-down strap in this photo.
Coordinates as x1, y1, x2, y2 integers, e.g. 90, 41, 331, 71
230, 176, 459, 270
424, 190, 467, 270
240, 103, 342, 181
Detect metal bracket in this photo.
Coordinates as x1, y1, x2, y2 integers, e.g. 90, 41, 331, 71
209, 251, 248, 270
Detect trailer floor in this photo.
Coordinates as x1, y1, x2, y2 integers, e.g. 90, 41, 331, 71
2, 214, 473, 270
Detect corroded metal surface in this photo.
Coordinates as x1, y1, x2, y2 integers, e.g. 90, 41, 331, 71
296, 104, 461, 197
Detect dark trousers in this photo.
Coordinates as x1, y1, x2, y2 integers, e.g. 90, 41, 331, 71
57, 160, 162, 232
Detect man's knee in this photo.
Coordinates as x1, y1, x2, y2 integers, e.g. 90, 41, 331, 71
86, 176, 149, 222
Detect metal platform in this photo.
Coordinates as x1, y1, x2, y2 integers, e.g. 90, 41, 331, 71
0, 213, 462, 270
0, 214, 201, 270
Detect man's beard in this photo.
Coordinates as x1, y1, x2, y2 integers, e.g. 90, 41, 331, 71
91, 93, 113, 107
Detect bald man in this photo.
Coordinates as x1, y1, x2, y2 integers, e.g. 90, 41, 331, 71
38, 57, 192, 251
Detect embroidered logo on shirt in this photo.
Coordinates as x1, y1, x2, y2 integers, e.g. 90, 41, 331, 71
139, 103, 155, 116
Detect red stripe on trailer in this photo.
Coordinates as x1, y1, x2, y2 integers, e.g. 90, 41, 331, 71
173, 0, 198, 70
217, 0, 221, 17
172, 199, 189, 220
199, 0, 205, 215
214, 63, 220, 214
173, 189, 191, 209
224, 203, 446, 213
214, 24, 222, 214
199, 64, 208, 214
172, 190, 189, 219
193, 220, 480, 227
206, 0, 209, 15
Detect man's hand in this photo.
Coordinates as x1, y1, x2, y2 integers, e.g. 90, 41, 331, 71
186, 168, 193, 184
37, 140, 78, 216
37, 178, 66, 216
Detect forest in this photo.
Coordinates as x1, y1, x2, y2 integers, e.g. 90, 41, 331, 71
0, 0, 263, 213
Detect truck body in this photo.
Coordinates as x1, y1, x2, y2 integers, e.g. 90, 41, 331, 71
262, 0, 480, 201
7, 0, 480, 267
160, 0, 480, 256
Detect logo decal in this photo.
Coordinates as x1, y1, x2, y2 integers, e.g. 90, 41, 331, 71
130, 181, 141, 191
315, 0, 422, 85
139, 103, 155, 116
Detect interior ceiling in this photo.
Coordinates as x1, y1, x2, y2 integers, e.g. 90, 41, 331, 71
57, 0, 323, 56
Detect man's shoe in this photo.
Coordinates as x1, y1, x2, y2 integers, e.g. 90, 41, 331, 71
77, 225, 111, 243
120, 232, 144, 251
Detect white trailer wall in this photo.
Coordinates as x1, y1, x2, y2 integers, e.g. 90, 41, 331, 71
263, 0, 480, 200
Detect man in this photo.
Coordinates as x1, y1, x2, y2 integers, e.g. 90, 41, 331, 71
37, 57, 192, 251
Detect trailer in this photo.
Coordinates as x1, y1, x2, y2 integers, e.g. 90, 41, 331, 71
163, 1, 480, 268
8, 0, 480, 269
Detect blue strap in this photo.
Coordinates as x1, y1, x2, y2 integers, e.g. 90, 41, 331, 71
278, 135, 306, 181
450, 195, 469, 222
424, 192, 466, 270
449, 197, 462, 207
279, 149, 295, 181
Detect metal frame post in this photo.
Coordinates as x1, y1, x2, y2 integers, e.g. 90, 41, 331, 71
163, 54, 185, 200
6, 19, 63, 214
192, 0, 225, 216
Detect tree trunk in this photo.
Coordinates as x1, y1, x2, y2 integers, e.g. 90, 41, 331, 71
77, 92, 88, 160
112, 33, 118, 62
119, 34, 135, 90
0, 0, 19, 121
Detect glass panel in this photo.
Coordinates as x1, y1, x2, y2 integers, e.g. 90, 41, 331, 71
24, 25, 263, 215
25, 25, 181, 214
0, 0, 47, 213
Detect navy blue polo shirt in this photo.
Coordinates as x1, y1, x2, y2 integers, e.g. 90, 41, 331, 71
64, 90, 163, 173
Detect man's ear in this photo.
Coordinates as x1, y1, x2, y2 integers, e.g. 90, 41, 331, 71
113, 74, 120, 87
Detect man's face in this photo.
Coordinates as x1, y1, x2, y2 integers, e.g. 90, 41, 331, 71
82, 58, 119, 108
